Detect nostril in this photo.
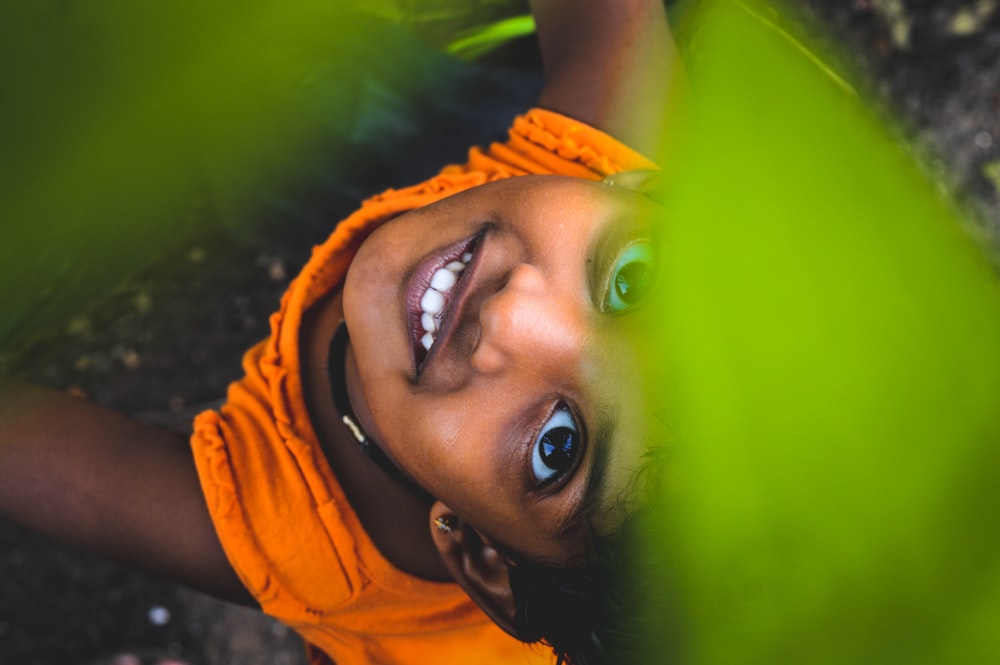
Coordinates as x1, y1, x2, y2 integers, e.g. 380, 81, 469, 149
470, 292, 509, 374
470, 263, 549, 375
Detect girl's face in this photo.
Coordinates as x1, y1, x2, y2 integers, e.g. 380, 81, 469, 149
343, 175, 663, 561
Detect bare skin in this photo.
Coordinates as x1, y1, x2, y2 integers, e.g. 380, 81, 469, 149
0, 379, 252, 604
299, 289, 451, 580
0, 0, 681, 632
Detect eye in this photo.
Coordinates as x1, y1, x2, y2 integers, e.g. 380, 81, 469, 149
530, 404, 581, 485
604, 240, 654, 313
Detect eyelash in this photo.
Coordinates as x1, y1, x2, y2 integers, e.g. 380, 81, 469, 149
529, 402, 584, 486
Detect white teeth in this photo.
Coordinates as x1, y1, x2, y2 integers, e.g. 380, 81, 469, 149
420, 288, 445, 315
416, 247, 476, 357
430, 267, 457, 292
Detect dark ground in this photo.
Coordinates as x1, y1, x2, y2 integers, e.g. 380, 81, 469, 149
2, 1, 999, 663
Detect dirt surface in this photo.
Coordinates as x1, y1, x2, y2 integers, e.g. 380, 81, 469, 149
803, 0, 1000, 253
2, 2, 998, 664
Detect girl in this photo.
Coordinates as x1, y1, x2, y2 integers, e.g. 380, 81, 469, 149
0, 1, 681, 663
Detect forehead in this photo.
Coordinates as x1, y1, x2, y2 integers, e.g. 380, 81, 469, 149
577, 317, 664, 538
577, 212, 670, 540
409, 173, 654, 220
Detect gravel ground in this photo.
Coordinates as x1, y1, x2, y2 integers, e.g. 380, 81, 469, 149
2, 2, 998, 663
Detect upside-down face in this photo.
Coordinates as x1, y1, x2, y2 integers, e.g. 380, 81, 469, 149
343, 174, 664, 560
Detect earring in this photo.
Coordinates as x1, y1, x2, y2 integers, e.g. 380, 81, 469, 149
434, 515, 457, 534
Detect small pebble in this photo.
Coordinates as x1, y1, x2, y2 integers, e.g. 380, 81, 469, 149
268, 259, 287, 282
948, 1, 995, 35
121, 350, 141, 370
110, 654, 141, 665
148, 605, 171, 626
67, 317, 91, 336
134, 292, 153, 313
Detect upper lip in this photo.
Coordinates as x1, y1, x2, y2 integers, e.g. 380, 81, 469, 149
406, 231, 484, 378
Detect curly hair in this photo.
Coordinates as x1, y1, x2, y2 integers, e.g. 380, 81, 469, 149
505, 448, 669, 665
506, 515, 653, 665
508, 551, 609, 664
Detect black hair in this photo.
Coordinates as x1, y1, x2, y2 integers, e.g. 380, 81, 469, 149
507, 544, 611, 664
506, 516, 650, 665
506, 445, 670, 665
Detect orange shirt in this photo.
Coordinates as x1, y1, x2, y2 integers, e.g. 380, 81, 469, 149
190, 109, 657, 665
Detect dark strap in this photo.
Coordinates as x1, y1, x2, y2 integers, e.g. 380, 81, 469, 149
327, 322, 434, 502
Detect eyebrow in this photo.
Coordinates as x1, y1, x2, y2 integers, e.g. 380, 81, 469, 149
584, 191, 659, 312
559, 411, 613, 539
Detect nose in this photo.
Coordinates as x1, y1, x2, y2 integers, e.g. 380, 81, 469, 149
471, 263, 587, 377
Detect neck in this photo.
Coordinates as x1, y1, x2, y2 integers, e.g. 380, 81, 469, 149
326, 323, 434, 503
299, 290, 451, 581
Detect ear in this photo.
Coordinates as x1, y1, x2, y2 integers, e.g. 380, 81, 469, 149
428, 501, 520, 639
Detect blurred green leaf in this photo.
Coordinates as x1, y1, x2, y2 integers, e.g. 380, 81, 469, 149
445, 15, 536, 61
0, 0, 532, 348
0, 1, 369, 344
639, 1, 1000, 662
982, 159, 1000, 193
352, 0, 530, 52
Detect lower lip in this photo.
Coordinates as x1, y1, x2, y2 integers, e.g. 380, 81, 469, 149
406, 233, 482, 376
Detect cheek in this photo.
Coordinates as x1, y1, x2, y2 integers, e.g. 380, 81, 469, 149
414, 401, 487, 464
344, 239, 396, 311
390, 396, 505, 486
344, 212, 429, 313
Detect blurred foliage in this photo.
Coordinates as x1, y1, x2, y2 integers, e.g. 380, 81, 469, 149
0, 0, 535, 349
351, 0, 529, 51
0, 1, 360, 344
444, 15, 536, 61
635, 1, 1000, 662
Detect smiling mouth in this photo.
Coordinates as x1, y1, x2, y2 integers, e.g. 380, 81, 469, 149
406, 231, 484, 376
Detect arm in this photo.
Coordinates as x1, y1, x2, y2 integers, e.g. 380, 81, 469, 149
529, 0, 684, 155
0, 379, 254, 605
